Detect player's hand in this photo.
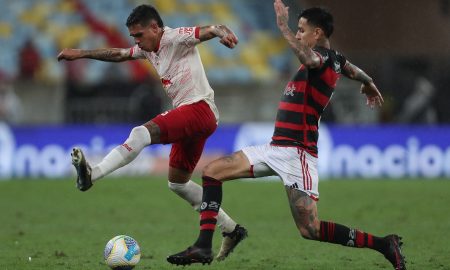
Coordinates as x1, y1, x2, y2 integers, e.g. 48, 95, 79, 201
361, 82, 384, 109
219, 26, 239, 49
57, 48, 82, 61
274, 0, 289, 29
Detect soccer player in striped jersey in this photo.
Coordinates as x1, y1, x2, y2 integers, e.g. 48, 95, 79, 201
167, 1, 406, 269
57, 4, 247, 261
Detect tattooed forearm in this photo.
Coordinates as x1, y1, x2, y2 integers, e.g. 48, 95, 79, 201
285, 187, 321, 239
279, 26, 320, 67
342, 62, 373, 85
82, 48, 131, 62
199, 25, 230, 41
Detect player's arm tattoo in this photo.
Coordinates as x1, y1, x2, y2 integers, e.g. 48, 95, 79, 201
342, 61, 373, 85
286, 187, 321, 240
81, 48, 132, 62
198, 25, 230, 41
279, 27, 321, 68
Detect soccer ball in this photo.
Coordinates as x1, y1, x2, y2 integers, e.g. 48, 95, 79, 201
104, 235, 141, 270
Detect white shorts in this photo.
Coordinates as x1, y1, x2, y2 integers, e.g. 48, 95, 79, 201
242, 143, 319, 200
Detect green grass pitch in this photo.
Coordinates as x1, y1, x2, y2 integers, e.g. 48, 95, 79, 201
1, 177, 449, 270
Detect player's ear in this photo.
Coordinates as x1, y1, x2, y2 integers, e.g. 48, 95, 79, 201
314, 27, 322, 39
148, 21, 159, 32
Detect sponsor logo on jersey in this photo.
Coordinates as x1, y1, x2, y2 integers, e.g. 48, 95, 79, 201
161, 77, 173, 89
284, 84, 295, 96
178, 27, 194, 35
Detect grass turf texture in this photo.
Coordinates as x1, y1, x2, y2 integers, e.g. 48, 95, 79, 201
0, 177, 449, 270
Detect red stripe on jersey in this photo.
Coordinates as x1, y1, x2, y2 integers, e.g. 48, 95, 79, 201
200, 210, 218, 220
311, 86, 331, 107
271, 136, 297, 142
320, 66, 340, 89
200, 224, 216, 230
279, 101, 304, 112
278, 102, 319, 118
275, 121, 304, 131
195, 26, 200, 39
130, 46, 135, 57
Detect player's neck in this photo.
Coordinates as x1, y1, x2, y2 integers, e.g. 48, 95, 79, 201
316, 39, 330, 49
154, 28, 164, 52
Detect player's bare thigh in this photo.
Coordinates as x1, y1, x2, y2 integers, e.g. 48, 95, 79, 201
203, 150, 252, 181
285, 187, 321, 240
143, 120, 161, 144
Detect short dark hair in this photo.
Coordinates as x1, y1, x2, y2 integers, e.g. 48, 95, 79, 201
298, 7, 333, 38
126, 5, 164, 28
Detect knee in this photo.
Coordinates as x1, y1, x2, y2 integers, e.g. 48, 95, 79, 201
127, 126, 151, 147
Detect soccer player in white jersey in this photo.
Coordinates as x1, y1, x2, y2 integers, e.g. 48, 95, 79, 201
57, 4, 247, 260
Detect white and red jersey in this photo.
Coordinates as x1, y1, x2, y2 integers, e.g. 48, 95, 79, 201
130, 26, 219, 120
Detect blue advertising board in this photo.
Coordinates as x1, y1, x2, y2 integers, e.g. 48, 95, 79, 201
0, 123, 449, 179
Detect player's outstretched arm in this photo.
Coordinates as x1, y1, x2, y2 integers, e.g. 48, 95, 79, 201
342, 61, 384, 108
274, 0, 321, 68
198, 25, 238, 49
57, 48, 133, 62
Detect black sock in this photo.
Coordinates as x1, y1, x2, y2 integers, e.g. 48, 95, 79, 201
194, 176, 222, 249
319, 221, 387, 253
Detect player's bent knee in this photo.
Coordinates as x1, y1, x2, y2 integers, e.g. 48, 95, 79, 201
127, 126, 151, 149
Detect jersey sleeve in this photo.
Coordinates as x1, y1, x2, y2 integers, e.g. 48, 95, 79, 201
172, 26, 201, 47
129, 45, 146, 59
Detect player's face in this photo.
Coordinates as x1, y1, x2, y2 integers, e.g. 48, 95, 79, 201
296, 17, 319, 47
128, 22, 160, 52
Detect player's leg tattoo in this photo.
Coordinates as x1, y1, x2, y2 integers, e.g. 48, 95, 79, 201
203, 151, 252, 181
285, 187, 394, 254
285, 187, 321, 239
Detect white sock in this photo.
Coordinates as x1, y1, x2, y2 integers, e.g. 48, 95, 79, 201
91, 126, 151, 181
168, 180, 237, 233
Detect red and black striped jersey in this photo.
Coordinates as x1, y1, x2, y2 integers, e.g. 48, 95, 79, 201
271, 46, 347, 157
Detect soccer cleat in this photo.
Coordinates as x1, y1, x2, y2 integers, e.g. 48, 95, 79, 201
71, 148, 93, 192
167, 246, 213, 266
216, 224, 248, 261
383, 234, 406, 270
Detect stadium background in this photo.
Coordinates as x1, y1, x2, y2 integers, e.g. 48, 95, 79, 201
1, 0, 449, 179
1, 0, 450, 269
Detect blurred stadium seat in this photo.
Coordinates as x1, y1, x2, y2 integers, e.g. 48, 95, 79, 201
0, 0, 290, 84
